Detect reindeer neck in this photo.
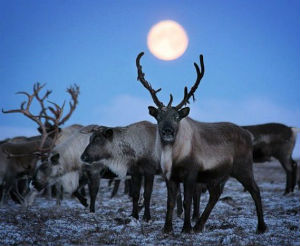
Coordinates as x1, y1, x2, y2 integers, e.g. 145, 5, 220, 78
172, 118, 193, 161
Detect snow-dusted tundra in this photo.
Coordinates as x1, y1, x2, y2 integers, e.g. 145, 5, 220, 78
0, 160, 299, 245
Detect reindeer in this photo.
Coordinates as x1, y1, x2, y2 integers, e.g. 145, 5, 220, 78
1, 83, 79, 205
136, 52, 267, 234
81, 121, 160, 221
32, 124, 105, 212
0, 135, 52, 204
242, 123, 299, 194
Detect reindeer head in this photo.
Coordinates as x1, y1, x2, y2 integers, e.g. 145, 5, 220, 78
32, 152, 61, 191
81, 126, 113, 164
136, 52, 204, 145
81, 125, 132, 178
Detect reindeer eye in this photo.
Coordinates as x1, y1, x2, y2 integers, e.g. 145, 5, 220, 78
174, 115, 180, 121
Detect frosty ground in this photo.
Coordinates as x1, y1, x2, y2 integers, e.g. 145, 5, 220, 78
0, 161, 299, 246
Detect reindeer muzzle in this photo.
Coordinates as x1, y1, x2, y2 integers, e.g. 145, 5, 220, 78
161, 127, 175, 144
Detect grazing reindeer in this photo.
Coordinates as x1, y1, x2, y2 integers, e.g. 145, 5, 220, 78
242, 123, 299, 194
81, 121, 160, 221
136, 52, 267, 233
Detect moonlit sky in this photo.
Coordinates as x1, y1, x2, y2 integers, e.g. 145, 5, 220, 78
0, 1, 299, 157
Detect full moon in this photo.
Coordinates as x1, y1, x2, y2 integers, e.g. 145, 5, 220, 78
147, 20, 189, 61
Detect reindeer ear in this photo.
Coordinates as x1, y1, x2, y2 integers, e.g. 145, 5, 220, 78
178, 107, 190, 119
50, 153, 60, 165
103, 128, 113, 139
148, 106, 158, 118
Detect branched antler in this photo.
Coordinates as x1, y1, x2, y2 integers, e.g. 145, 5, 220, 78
175, 55, 205, 109
2, 83, 80, 156
136, 52, 164, 108
136, 52, 204, 109
60, 84, 80, 125
2, 83, 51, 153
34, 82, 52, 123
43, 84, 79, 127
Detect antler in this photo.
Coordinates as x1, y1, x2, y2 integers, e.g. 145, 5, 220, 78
60, 84, 80, 125
175, 54, 205, 110
136, 52, 164, 108
2, 83, 80, 156
44, 84, 80, 127
34, 83, 52, 124
2, 83, 52, 153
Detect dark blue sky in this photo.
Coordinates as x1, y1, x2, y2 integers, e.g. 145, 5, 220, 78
0, 1, 299, 156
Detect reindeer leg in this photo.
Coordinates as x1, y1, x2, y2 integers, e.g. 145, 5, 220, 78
111, 179, 120, 198
0, 185, 3, 206
194, 182, 223, 233
1, 182, 11, 205
108, 179, 113, 187
130, 173, 142, 220
163, 179, 178, 234
176, 184, 183, 218
10, 184, 25, 204
73, 190, 88, 207
143, 174, 154, 222
291, 158, 297, 192
9, 182, 22, 204
87, 170, 100, 213
234, 171, 267, 234
55, 184, 63, 206
192, 184, 202, 222
124, 179, 131, 195
74, 175, 88, 207
278, 156, 294, 194
182, 176, 196, 233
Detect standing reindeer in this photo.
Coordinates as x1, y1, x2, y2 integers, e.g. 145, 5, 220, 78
136, 52, 267, 234
32, 124, 104, 212
81, 121, 160, 221
242, 123, 299, 194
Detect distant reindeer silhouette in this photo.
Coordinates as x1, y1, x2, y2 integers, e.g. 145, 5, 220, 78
243, 123, 299, 194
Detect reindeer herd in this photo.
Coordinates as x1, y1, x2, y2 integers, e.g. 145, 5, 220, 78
0, 52, 299, 235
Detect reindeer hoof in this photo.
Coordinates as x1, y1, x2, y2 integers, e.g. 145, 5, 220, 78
143, 214, 151, 222
181, 225, 192, 233
82, 200, 88, 207
193, 224, 204, 233
130, 213, 139, 220
163, 225, 173, 234
256, 223, 267, 234
283, 188, 293, 195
